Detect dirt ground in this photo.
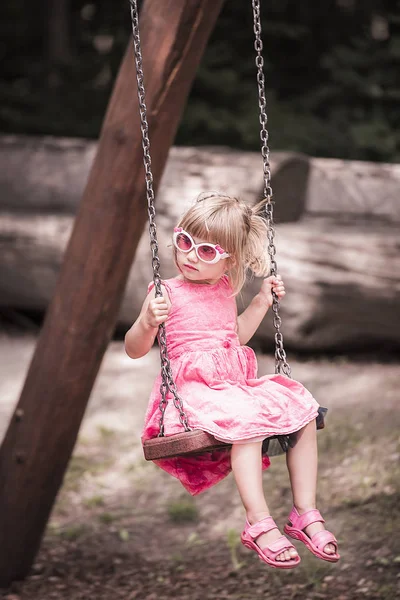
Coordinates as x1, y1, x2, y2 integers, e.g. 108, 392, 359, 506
0, 332, 399, 600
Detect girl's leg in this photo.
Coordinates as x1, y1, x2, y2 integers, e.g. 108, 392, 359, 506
231, 441, 298, 562
286, 419, 336, 554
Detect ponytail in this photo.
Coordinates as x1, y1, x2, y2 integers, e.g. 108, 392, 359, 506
243, 198, 271, 278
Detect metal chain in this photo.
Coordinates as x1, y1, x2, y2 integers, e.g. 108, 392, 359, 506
129, 0, 291, 439
252, 0, 291, 377
129, 0, 191, 435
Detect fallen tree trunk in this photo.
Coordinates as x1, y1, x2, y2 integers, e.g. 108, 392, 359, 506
1, 212, 398, 351
0, 136, 308, 221
2, 135, 400, 223
1, 137, 399, 351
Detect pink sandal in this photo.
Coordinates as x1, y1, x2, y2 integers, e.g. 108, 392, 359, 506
284, 507, 340, 563
241, 516, 301, 569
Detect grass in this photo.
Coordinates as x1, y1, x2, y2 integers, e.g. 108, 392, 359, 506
167, 498, 199, 523
98, 512, 115, 524
118, 528, 130, 541
294, 553, 333, 591
55, 524, 89, 541
186, 532, 204, 547
84, 495, 105, 508
97, 425, 117, 440
63, 455, 93, 488
62, 454, 115, 493
226, 528, 245, 571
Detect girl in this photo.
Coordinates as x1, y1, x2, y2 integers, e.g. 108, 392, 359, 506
125, 193, 339, 569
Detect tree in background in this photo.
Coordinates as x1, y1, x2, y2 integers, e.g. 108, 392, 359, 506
0, 0, 399, 161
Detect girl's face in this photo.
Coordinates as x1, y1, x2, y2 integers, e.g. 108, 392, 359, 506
174, 230, 231, 285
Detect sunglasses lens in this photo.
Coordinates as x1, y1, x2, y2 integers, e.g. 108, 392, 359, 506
176, 233, 192, 251
198, 245, 217, 262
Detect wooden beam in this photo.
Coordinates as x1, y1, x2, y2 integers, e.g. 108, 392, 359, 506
0, 0, 225, 585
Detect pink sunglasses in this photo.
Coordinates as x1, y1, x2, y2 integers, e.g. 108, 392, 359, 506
173, 228, 230, 264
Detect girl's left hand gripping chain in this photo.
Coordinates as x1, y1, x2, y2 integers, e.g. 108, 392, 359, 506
258, 275, 286, 308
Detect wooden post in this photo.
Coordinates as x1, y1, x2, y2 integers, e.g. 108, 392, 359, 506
0, 0, 225, 585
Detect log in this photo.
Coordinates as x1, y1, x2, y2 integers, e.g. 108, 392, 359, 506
1, 137, 400, 351
0, 135, 307, 221
0, 136, 96, 213
1, 212, 399, 351
2, 134, 400, 222
306, 158, 400, 223
0, 0, 225, 586
247, 218, 400, 352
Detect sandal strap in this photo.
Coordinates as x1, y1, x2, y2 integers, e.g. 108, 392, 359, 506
311, 529, 338, 552
246, 516, 278, 539
288, 507, 324, 531
267, 535, 296, 555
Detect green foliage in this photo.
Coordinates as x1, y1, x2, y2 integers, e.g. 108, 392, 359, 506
84, 494, 105, 508
226, 528, 245, 571
98, 511, 115, 524
59, 524, 88, 540
118, 528, 130, 541
177, 0, 400, 162
167, 497, 199, 523
1, 0, 399, 161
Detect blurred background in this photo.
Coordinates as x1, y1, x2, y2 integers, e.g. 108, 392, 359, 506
1, 0, 399, 161
0, 2, 399, 600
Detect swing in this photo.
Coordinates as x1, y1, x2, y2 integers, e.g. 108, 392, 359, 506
129, 0, 327, 461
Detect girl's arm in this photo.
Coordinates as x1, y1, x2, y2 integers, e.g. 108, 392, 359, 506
125, 285, 171, 359
237, 276, 285, 345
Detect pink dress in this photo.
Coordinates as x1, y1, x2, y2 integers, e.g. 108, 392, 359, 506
142, 275, 319, 495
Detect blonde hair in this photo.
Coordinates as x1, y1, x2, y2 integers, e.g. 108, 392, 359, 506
175, 193, 271, 295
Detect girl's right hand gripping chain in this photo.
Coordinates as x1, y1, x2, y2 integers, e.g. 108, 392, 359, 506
144, 295, 171, 329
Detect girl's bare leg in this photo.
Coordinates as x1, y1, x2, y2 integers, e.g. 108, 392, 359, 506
231, 441, 298, 562
286, 419, 336, 554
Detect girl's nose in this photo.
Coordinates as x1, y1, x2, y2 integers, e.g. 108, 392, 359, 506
187, 248, 198, 262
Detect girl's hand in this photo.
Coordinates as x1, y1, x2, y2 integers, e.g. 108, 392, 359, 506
144, 296, 171, 328
258, 275, 286, 308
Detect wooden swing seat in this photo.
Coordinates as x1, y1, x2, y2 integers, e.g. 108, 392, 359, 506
143, 408, 327, 460
143, 429, 229, 460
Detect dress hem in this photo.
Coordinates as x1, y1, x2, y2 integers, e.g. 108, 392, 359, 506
191, 408, 319, 444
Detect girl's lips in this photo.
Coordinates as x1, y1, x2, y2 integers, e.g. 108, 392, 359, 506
183, 264, 198, 271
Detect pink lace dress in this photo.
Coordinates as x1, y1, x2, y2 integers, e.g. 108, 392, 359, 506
142, 275, 319, 495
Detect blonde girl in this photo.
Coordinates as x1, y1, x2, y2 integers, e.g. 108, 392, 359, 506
125, 193, 339, 569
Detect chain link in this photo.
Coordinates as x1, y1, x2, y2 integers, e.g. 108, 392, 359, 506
129, 0, 191, 434
129, 0, 292, 439
252, 0, 291, 378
